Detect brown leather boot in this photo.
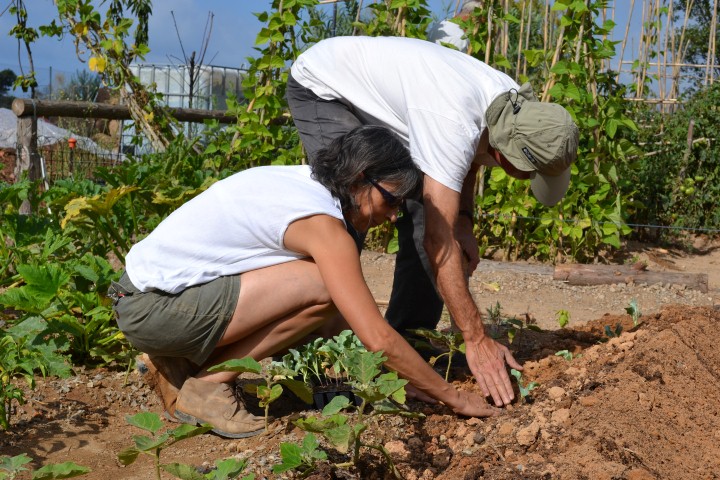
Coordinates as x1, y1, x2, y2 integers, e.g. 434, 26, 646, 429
174, 377, 266, 439
137, 354, 199, 420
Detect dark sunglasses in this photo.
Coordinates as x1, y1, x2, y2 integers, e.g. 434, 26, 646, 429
366, 177, 403, 208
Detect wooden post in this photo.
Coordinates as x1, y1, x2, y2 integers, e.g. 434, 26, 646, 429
14, 115, 41, 215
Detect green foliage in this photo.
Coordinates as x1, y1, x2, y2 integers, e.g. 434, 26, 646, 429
604, 323, 623, 339
118, 412, 226, 480
208, 356, 312, 429
407, 328, 465, 380
625, 298, 641, 326
627, 82, 720, 238
0, 453, 89, 480
0, 318, 72, 430
292, 348, 413, 479
556, 309, 570, 328
510, 368, 538, 402
273, 433, 327, 476
555, 350, 574, 361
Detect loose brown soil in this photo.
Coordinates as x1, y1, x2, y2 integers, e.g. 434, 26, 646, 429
2, 245, 720, 479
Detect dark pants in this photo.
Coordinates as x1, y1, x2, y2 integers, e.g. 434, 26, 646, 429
286, 73, 444, 333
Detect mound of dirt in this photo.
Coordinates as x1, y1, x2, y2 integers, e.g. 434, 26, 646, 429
2, 305, 718, 479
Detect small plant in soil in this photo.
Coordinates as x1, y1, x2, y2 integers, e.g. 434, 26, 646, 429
293, 349, 419, 479
625, 298, 642, 326
603, 323, 623, 339
503, 314, 542, 344
208, 357, 312, 429
510, 368, 538, 403
407, 328, 465, 380
0, 317, 71, 431
118, 412, 216, 480
273, 432, 328, 477
556, 309, 570, 328
555, 349, 574, 361
0, 453, 89, 479
277, 330, 369, 408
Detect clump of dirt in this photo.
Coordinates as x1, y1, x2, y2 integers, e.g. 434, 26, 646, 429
2, 305, 718, 479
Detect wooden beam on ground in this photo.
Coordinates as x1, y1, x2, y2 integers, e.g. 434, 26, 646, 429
553, 264, 708, 293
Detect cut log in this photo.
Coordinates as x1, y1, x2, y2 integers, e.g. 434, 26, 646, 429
553, 264, 708, 293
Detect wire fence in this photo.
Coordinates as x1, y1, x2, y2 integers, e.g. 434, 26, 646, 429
477, 212, 720, 236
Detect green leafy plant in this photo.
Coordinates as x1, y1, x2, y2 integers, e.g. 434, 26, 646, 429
407, 328, 465, 380
604, 323, 623, 339
555, 350, 574, 361
0, 453, 89, 480
117, 412, 216, 480
208, 356, 312, 429
162, 458, 254, 480
0, 317, 72, 431
556, 309, 570, 328
510, 368, 538, 403
625, 298, 641, 326
272, 433, 327, 477
292, 349, 415, 478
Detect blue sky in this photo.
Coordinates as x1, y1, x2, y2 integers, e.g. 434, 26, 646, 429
0, 1, 638, 96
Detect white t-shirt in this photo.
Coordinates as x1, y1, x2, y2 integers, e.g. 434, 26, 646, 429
125, 165, 345, 294
290, 36, 519, 192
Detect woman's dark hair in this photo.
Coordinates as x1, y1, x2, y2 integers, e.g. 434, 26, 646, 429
311, 125, 422, 210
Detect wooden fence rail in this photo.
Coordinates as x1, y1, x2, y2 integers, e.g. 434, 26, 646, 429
11, 98, 236, 214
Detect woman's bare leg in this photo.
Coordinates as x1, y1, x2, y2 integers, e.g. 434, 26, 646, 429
197, 258, 340, 383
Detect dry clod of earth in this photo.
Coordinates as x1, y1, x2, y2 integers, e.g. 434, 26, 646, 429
2, 247, 720, 479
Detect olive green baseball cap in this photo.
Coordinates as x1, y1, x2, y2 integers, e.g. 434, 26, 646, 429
486, 82, 579, 206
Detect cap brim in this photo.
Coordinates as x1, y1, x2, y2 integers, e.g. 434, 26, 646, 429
530, 167, 571, 207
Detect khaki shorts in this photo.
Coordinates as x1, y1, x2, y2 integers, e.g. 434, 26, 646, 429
110, 271, 240, 366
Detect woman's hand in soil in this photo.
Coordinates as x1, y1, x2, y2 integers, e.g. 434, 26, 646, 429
405, 383, 438, 404
450, 390, 500, 417
466, 336, 523, 407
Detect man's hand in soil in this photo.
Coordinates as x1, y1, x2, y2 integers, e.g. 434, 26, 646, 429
466, 336, 523, 407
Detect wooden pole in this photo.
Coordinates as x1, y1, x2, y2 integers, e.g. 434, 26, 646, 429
553, 264, 708, 292
706, 0, 718, 85
616, 0, 635, 84
11, 98, 239, 124
14, 115, 40, 215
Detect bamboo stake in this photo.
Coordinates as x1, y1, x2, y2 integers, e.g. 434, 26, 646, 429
615, 0, 635, 84
485, 0, 494, 64
516, 0, 526, 79
661, 0, 671, 112
705, 0, 718, 85
523, 0, 533, 77
503, 0, 509, 61
541, 24, 565, 101
670, 0, 695, 100
635, 0, 648, 95
542, 0, 549, 56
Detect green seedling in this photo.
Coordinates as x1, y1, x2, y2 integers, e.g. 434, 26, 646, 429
625, 298, 642, 326
293, 349, 419, 479
273, 433, 328, 477
407, 328, 465, 380
503, 315, 542, 344
555, 350, 574, 361
0, 454, 89, 480
556, 309, 570, 328
162, 458, 254, 480
117, 412, 213, 480
604, 323, 623, 339
510, 369, 538, 403
485, 301, 505, 338
208, 356, 312, 430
